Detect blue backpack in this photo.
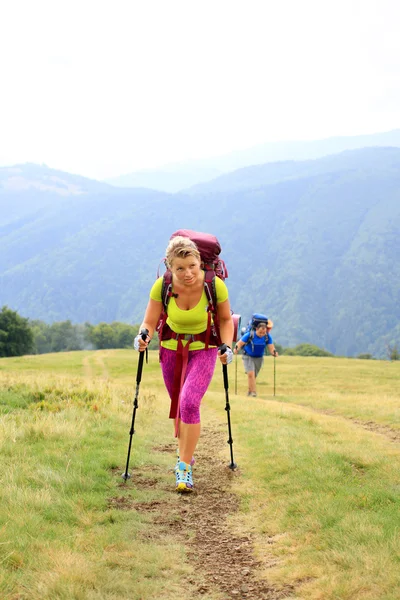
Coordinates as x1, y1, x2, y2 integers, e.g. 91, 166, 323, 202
240, 313, 270, 354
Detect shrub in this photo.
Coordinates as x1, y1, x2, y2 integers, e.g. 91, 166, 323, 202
0, 306, 34, 357
386, 344, 400, 361
283, 343, 333, 357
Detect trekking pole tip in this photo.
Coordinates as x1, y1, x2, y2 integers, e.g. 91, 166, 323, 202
229, 462, 238, 471
121, 472, 131, 481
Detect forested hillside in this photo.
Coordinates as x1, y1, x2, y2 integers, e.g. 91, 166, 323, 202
1, 148, 400, 358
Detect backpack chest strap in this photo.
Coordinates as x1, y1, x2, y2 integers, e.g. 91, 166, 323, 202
161, 325, 217, 348
166, 331, 207, 343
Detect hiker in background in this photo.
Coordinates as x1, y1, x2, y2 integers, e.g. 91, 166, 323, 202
134, 235, 234, 493
234, 321, 278, 397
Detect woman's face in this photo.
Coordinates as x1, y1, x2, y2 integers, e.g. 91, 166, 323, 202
171, 254, 201, 286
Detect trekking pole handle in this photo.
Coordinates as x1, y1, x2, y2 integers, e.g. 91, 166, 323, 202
219, 344, 229, 390
140, 328, 149, 341
134, 328, 150, 351
136, 328, 149, 383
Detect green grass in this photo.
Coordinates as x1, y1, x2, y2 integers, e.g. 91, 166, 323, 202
1, 351, 400, 599
208, 355, 400, 599
0, 358, 191, 599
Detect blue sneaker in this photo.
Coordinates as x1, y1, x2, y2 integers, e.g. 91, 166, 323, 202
176, 461, 194, 493
175, 450, 195, 485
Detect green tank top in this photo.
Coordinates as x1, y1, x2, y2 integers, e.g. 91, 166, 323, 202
150, 276, 228, 350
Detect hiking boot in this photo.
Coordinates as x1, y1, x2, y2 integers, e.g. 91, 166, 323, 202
175, 452, 195, 487
176, 461, 194, 493
175, 449, 195, 480
251, 392, 257, 397
247, 391, 252, 397
176, 448, 195, 464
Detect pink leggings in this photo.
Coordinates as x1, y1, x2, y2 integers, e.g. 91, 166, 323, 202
160, 346, 218, 424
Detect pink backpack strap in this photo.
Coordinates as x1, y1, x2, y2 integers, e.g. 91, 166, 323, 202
203, 270, 217, 311
203, 270, 221, 348
161, 270, 173, 310
156, 271, 173, 348
156, 257, 166, 278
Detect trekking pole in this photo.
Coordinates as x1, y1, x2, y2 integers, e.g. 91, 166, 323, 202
220, 344, 237, 470
273, 352, 276, 397
235, 350, 238, 395
122, 328, 149, 481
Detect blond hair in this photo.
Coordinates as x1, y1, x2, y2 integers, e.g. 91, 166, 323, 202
165, 236, 201, 269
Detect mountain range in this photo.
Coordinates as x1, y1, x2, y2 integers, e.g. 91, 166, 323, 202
1, 143, 400, 358
106, 128, 400, 193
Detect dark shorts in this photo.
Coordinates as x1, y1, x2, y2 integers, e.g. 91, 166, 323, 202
242, 355, 264, 377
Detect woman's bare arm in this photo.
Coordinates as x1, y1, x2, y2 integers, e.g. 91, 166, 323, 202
136, 299, 163, 351
217, 299, 234, 363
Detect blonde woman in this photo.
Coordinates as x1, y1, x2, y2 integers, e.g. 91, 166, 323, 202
135, 236, 233, 492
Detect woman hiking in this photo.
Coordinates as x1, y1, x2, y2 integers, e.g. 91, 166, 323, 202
134, 235, 234, 493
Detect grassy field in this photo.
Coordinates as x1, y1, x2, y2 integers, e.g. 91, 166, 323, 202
0, 350, 399, 599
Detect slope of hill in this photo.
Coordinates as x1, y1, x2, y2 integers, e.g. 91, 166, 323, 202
208, 128, 400, 171
185, 146, 400, 194
105, 129, 400, 192
0, 163, 115, 229
106, 165, 223, 193
1, 150, 400, 358
0, 163, 112, 196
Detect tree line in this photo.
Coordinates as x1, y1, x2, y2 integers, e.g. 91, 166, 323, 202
0, 306, 154, 357
0, 306, 398, 360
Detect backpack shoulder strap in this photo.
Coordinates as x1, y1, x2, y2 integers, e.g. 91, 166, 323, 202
243, 327, 256, 352
157, 271, 172, 341
244, 328, 255, 343
203, 270, 221, 348
203, 270, 217, 313
161, 270, 173, 311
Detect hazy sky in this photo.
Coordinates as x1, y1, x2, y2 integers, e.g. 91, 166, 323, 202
1, 0, 399, 180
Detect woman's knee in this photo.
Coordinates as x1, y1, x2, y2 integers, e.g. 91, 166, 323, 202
180, 408, 200, 425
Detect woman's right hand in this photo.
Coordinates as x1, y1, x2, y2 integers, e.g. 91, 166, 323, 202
218, 344, 233, 365
134, 329, 150, 352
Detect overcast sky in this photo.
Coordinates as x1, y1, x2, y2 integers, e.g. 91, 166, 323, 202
1, 0, 399, 180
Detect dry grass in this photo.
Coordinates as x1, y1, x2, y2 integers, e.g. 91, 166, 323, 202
1, 351, 400, 599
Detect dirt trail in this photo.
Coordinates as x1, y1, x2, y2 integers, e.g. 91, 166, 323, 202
113, 423, 295, 600
288, 402, 400, 444
82, 355, 93, 379
94, 351, 110, 379
349, 417, 400, 442
82, 351, 110, 380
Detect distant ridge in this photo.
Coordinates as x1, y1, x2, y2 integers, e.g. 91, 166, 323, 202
106, 165, 222, 194
185, 146, 400, 194
0, 163, 113, 196
105, 128, 400, 193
